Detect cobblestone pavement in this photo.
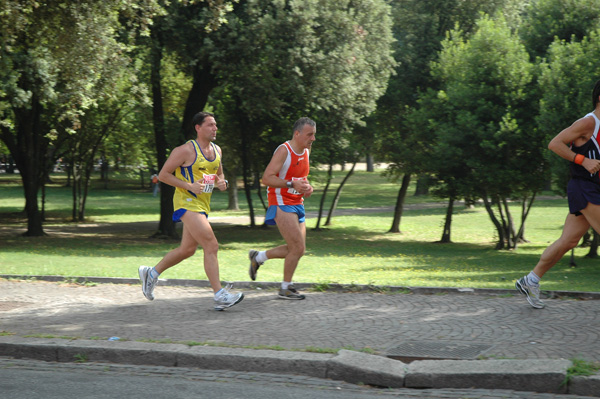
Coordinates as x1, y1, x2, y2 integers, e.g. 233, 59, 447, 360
0, 357, 595, 399
1, 279, 599, 363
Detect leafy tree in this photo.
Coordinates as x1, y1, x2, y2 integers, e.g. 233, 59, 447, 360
402, 88, 470, 241
67, 67, 151, 221
208, 0, 395, 226
0, 0, 161, 235
372, 0, 524, 234
520, 0, 600, 60
430, 16, 541, 249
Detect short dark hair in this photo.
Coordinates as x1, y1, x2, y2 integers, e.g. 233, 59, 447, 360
592, 80, 600, 109
192, 111, 215, 128
293, 117, 316, 134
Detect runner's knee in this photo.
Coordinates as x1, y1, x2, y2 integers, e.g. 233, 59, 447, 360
202, 239, 219, 255
287, 242, 305, 257
179, 246, 197, 259
557, 235, 581, 252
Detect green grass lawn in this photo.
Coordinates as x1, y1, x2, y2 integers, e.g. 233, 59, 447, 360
1, 169, 599, 292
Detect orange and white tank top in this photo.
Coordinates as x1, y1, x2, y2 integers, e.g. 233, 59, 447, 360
173, 140, 221, 214
267, 141, 310, 206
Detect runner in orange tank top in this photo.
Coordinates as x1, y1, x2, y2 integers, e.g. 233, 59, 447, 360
249, 117, 316, 300
266, 141, 310, 206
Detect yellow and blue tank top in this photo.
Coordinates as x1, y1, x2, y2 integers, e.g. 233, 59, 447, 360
173, 140, 221, 216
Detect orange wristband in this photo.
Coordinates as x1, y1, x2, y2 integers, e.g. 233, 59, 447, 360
574, 154, 585, 165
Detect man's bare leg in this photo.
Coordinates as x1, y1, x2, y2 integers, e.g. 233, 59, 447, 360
517, 212, 589, 308
179, 212, 221, 292
533, 213, 590, 278
272, 208, 306, 282
140, 218, 200, 300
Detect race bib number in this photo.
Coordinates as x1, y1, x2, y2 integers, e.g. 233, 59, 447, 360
202, 174, 216, 193
287, 176, 306, 195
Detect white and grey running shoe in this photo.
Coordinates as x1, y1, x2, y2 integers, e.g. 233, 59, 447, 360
214, 284, 244, 311
515, 276, 545, 309
248, 250, 263, 281
138, 266, 158, 301
278, 284, 305, 300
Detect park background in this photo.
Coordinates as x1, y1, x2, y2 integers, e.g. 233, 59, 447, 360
2, 0, 600, 293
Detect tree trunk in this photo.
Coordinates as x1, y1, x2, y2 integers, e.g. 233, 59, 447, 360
77, 162, 84, 221
239, 110, 256, 227
13, 98, 45, 236
100, 153, 108, 189
78, 158, 96, 222
439, 196, 454, 243
180, 61, 217, 141
389, 174, 411, 233
366, 153, 374, 172
71, 160, 79, 222
255, 170, 267, 211
569, 248, 577, 267
22, 179, 44, 235
150, 26, 177, 238
224, 166, 239, 211
41, 179, 46, 221
582, 229, 592, 247
314, 163, 333, 230
501, 198, 517, 249
243, 178, 256, 228
586, 230, 599, 258
516, 194, 536, 243
66, 160, 72, 187
482, 195, 505, 250
325, 161, 356, 226
414, 175, 430, 196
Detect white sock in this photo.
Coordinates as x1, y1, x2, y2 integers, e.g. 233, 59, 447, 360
282, 281, 291, 290
527, 271, 540, 285
256, 251, 268, 264
215, 288, 224, 298
149, 267, 160, 279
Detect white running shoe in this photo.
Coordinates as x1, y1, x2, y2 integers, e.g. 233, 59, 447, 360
138, 266, 158, 301
214, 284, 244, 311
515, 276, 545, 309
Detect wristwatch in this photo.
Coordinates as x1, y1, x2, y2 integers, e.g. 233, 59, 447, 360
224, 180, 229, 189
286, 180, 293, 189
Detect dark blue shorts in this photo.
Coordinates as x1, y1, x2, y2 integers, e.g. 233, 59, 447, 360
567, 178, 600, 215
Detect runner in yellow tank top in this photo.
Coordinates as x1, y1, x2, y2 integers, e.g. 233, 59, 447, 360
137, 112, 244, 311
172, 139, 221, 218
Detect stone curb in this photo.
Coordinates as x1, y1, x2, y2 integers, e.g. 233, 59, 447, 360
571, 374, 600, 397
2, 274, 600, 300
1, 336, 599, 396
405, 358, 572, 393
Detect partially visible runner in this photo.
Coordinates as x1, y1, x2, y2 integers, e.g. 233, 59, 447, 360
516, 80, 600, 309
248, 117, 316, 299
138, 112, 244, 311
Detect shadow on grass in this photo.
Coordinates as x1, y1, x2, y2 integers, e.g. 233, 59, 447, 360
2, 218, 599, 291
